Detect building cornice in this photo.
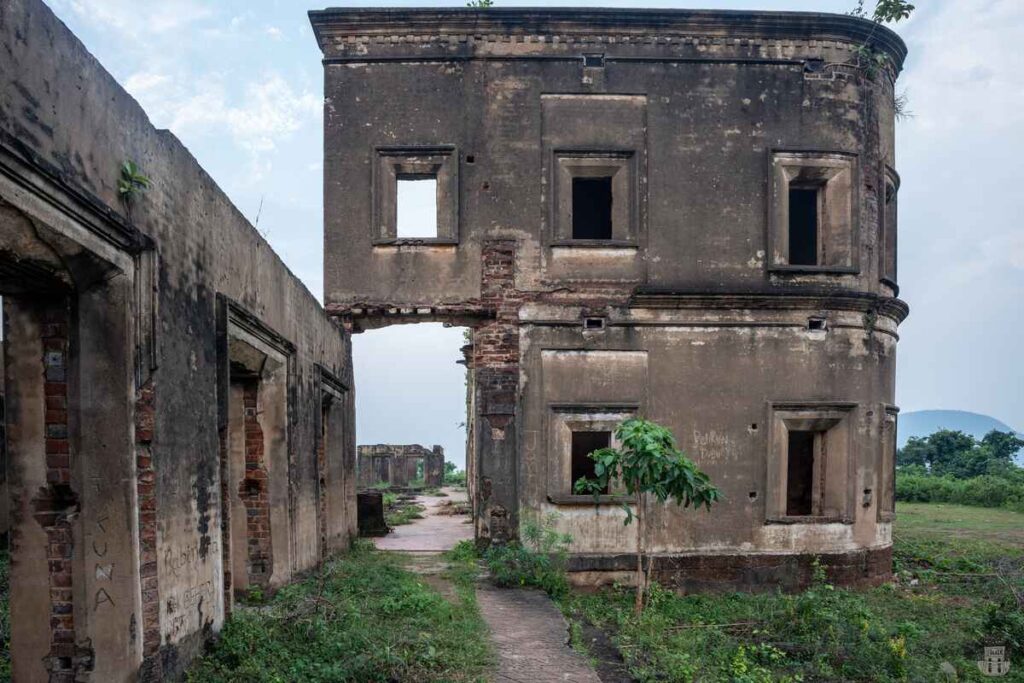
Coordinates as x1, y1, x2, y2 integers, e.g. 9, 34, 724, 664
629, 290, 909, 324
308, 7, 906, 72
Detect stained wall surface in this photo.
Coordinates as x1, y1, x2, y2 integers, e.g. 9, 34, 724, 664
0, 0, 356, 679
311, 7, 907, 589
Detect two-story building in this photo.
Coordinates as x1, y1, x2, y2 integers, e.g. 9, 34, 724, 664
310, 7, 907, 590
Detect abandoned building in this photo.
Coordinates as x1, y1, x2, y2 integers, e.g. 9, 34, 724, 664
0, 0, 356, 679
357, 444, 445, 488
0, 0, 912, 678
310, 7, 907, 591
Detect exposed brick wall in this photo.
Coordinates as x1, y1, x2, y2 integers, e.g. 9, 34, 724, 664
240, 382, 272, 586
36, 297, 77, 682
134, 379, 161, 677
472, 241, 528, 545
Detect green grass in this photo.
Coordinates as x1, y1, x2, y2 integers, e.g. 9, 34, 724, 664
561, 503, 1024, 682
386, 502, 426, 527
189, 541, 491, 682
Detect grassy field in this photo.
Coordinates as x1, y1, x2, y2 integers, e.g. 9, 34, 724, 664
188, 541, 492, 682
562, 502, 1024, 682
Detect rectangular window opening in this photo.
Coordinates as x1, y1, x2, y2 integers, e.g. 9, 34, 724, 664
786, 430, 817, 516
788, 187, 819, 266
572, 176, 613, 240
571, 430, 611, 494
396, 175, 438, 238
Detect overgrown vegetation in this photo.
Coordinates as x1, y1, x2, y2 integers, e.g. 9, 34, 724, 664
444, 461, 467, 487
117, 160, 150, 220
483, 512, 572, 598
848, 0, 915, 24
896, 429, 1024, 512
561, 502, 1024, 682
574, 418, 721, 614
189, 541, 492, 682
385, 500, 425, 527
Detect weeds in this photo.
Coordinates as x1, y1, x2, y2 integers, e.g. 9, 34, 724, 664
562, 503, 1024, 682
189, 542, 490, 682
484, 512, 572, 597
385, 502, 425, 527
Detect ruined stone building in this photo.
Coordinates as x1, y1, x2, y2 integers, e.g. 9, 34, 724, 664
310, 8, 907, 590
1, 0, 355, 679
357, 444, 445, 488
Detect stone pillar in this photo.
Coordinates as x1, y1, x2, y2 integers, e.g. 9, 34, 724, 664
473, 240, 522, 546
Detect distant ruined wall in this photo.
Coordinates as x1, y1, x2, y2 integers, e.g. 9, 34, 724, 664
0, 0, 356, 679
357, 444, 445, 488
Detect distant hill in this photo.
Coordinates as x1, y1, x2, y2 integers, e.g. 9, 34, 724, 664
900, 410, 1023, 464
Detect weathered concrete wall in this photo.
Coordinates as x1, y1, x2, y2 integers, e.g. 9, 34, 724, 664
311, 8, 907, 587
0, 0, 357, 679
357, 444, 445, 488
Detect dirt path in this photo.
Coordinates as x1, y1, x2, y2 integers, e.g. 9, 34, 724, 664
380, 489, 602, 682
374, 487, 473, 552
476, 586, 602, 683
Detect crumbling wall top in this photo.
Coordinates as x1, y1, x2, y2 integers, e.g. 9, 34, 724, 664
308, 7, 906, 72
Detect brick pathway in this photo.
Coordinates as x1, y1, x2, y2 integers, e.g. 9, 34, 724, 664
476, 586, 602, 683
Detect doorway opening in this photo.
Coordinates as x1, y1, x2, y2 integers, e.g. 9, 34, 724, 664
351, 323, 472, 552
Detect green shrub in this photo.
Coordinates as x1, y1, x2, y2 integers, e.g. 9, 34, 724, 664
484, 512, 572, 597
896, 471, 1024, 511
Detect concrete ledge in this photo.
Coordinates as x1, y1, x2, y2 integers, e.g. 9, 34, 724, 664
567, 546, 893, 592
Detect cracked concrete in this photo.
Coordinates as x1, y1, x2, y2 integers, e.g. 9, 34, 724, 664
477, 586, 601, 683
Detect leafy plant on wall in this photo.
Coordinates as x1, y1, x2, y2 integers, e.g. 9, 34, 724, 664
117, 160, 151, 221
574, 418, 722, 615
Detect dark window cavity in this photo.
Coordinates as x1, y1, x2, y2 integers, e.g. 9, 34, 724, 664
786, 430, 816, 516
788, 187, 819, 266
571, 430, 611, 493
572, 176, 613, 240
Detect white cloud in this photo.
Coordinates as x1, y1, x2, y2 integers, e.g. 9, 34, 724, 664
169, 75, 320, 153
61, 0, 213, 35
124, 71, 171, 93
265, 26, 283, 41
902, 0, 1024, 134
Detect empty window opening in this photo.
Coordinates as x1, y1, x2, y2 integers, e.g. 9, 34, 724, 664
396, 175, 438, 238
584, 317, 605, 330
786, 430, 817, 516
572, 176, 613, 240
808, 317, 827, 331
788, 187, 819, 266
465, 154, 475, 164
571, 430, 611, 493
583, 53, 605, 68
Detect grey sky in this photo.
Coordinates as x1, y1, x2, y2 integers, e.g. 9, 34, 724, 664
47, 0, 1024, 469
